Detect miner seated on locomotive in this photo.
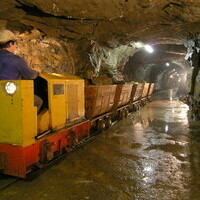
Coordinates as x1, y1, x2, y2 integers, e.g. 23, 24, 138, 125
0, 30, 43, 112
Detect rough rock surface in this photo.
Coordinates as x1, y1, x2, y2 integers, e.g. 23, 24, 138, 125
16, 30, 77, 74
0, 0, 199, 85
1, 0, 200, 44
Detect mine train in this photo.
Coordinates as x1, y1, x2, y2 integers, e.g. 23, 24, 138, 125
0, 73, 154, 178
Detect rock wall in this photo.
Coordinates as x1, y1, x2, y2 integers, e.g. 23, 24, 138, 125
186, 68, 192, 93
86, 41, 141, 82
16, 29, 77, 75
12, 29, 141, 84
184, 33, 200, 97
4, 29, 188, 87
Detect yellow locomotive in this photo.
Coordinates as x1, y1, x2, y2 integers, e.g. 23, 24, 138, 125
0, 73, 90, 177
0, 73, 154, 178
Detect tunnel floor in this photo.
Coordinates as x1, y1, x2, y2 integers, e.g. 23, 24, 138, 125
1, 90, 200, 200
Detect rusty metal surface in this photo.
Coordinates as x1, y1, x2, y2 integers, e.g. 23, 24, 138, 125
141, 83, 150, 98
148, 83, 155, 96
85, 85, 117, 119
131, 83, 144, 102
129, 84, 137, 102
112, 84, 133, 110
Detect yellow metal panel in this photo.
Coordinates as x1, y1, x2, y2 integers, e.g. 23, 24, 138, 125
48, 80, 66, 129
0, 81, 23, 145
40, 73, 82, 80
78, 80, 85, 119
21, 81, 37, 146
65, 80, 85, 122
39, 73, 85, 128
37, 110, 50, 133
0, 80, 37, 146
67, 84, 79, 120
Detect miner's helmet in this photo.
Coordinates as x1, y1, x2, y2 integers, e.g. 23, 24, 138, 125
0, 30, 16, 43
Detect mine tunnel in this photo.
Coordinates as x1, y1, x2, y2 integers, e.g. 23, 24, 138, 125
0, 1, 200, 200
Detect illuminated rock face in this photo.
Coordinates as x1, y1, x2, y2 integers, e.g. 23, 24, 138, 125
15, 30, 77, 75
0, 1, 199, 83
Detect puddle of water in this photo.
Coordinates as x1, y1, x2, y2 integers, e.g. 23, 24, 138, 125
1, 90, 200, 200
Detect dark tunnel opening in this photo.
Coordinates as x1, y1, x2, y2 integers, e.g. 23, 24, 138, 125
123, 43, 190, 96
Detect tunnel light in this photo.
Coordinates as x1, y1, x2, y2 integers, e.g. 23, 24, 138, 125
5, 82, 17, 94
144, 44, 154, 53
166, 63, 170, 66
135, 42, 143, 48
170, 75, 173, 78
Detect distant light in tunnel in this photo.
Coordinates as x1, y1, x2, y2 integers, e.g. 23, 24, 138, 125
135, 42, 143, 48
144, 44, 154, 53
165, 125, 169, 132
170, 75, 173, 78
166, 63, 170, 66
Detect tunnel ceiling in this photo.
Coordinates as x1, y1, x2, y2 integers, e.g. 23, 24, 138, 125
1, 0, 199, 83
1, 0, 200, 44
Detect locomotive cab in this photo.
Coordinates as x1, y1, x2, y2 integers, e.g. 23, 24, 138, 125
0, 73, 86, 145
36, 73, 85, 134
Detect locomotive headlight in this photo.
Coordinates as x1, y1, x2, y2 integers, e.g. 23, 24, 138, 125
5, 82, 17, 94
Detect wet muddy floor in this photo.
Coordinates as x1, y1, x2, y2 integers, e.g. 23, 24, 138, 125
1, 90, 200, 200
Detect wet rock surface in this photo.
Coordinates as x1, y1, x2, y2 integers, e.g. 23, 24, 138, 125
1, 90, 200, 200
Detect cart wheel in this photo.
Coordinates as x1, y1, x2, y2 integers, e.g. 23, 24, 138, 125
129, 104, 134, 111
97, 119, 105, 132
65, 146, 73, 152
105, 117, 112, 129
132, 104, 137, 111
134, 104, 137, 110
124, 108, 129, 117
119, 110, 125, 119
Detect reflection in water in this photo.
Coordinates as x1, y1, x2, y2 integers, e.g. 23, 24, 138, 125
165, 125, 169, 132
1, 91, 200, 200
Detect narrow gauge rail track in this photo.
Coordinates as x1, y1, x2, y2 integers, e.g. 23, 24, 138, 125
0, 175, 19, 191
